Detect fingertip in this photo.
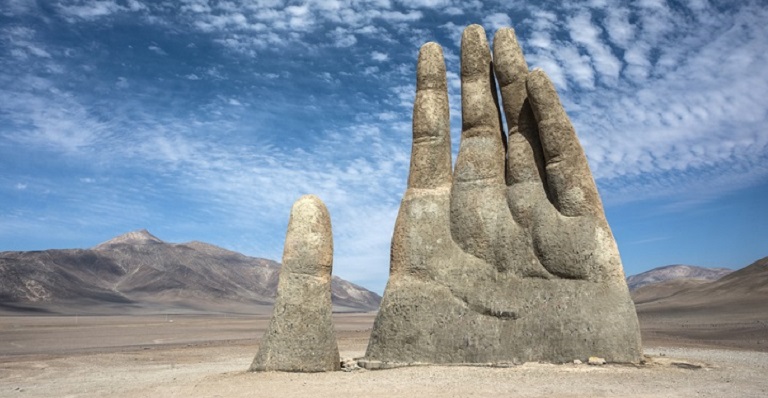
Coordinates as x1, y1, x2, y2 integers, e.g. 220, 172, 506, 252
419, 42, 443, 64
526, 69, 560, 122
461, 24, 489, 48
465, 23, 486, 35
493, 27, 519, 50
295, 193, 323, 205
417, 42, 446, 91
495, 26, 517, 36
527, 68, 552, 90
292, 194, 329, 219
493, 27, 528, 86
420, 41, 442, 54
461, 25, 491, 78
285, 194, 333, 276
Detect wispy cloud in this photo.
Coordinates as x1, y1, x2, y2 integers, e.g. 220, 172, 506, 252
1, 89, 118, 153
147, 45, 167, 55
329, 27, 357, 48
628, 236, 671, 245
56, 0, 132, 21
483, 12, 513, 32
512, 1, 768, 205
371, 51, 389, 62
3, 26, 52, 59
566, 10, 621, 84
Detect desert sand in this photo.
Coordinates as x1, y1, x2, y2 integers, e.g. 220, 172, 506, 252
1, 312, 767, 397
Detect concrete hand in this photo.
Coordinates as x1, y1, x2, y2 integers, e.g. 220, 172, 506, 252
364, 25, 642, 366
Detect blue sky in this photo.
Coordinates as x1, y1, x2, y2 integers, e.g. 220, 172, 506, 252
1, 0, 766, 294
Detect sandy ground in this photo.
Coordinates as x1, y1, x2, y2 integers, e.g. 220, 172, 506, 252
637, 307, 768, 352
1, 313, 767, 397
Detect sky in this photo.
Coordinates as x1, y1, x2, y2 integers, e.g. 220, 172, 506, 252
1, 0, 766, 294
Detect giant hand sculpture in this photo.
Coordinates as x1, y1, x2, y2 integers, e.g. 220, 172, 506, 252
362, 25, 641, 367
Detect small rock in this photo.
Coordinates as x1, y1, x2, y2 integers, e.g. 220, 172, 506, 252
340, 358, 361, 372
357, 359, 381, 370
573, 359, 582, 364
588, 356, 606, 366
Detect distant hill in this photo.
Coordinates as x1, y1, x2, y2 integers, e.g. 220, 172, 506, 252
627, 264, 733, 305
633, 256, 768, 352
626, 264, 733, 291
0, 230, 381, 314
634, 256, 768, 312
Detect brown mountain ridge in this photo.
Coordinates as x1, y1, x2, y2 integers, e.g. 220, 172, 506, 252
626, 264, 734, 305
626, 264, 733, 291
631, 256, 768, 351
0, 229, 381, 314
634, 256, 768, 312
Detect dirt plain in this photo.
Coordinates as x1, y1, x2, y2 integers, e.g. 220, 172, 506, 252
1, 310, 767, 398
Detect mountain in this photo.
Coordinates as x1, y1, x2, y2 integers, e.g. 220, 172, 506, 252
626, 264, 733, 291
630, 278, 712, 305
635, 256, 768, 311
0, 230, 381, 314
633, 257, 768, 351
93, 229, 163, 248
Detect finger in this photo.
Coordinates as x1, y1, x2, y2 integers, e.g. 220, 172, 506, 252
492, 28, 547, 189
526, 69, 604, 217
506, 100, 547, 186
493, 27, 528, 137
493, 27, 545, 184
251, 194, 338, 372
505, 99, 551, 229
451, 25, 516, 266
454, 24, 505, 186
393, 42, 453, 277
408, 42, 452, 190
281, 194, 333, 279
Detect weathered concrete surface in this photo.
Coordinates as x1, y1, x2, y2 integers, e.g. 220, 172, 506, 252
251, 195, 340, 372
362, 25, 641, 367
